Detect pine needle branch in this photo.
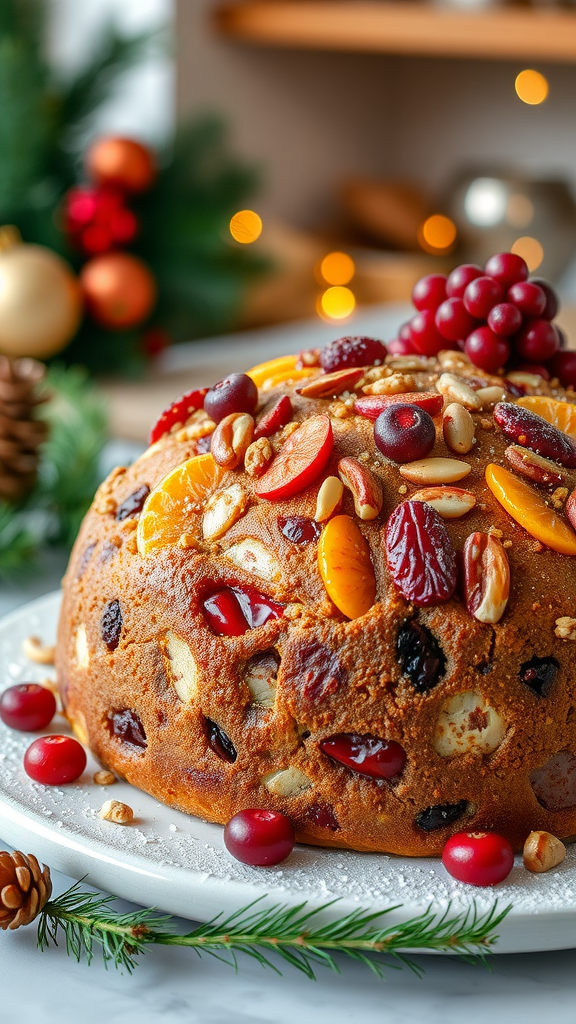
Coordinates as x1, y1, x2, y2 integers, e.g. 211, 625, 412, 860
37, 881, 511, 979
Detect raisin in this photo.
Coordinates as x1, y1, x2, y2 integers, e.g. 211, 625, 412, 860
519, 656, 559, 697
308, 803, 339, 831
101, 600, 123, 651
77, 541, 97, 580
107, 709, 147, 749
100, 541, 119, 563
285, 641, 346, 703
196, 433, 213, 454
530, 749, 576, 811
396, 620, 446, 693
278, 515, 321, 546
116, 485, 150, 521
415, 800, 468, 833
205, 718, 237, 763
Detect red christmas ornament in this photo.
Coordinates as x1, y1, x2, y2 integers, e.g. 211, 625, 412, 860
86, 137, 156, 194
63, 186, 138, 255
80, 252, 157, 329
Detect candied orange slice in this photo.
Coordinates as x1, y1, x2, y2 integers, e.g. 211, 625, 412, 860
137, 453, 225, 557
485, 463, 576, 556
517, 396, 576, 440
261, 367, 316, 390
318, 514, 376, 618
246, 354, 298, 387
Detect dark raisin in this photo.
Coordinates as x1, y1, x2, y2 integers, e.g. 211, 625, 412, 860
396, 620, 446, 693
478, 662, 493, 676
415, 800, 468, 832
285, 641, 346, 703
101, 600, 123, 651
100, 541, 119, 563
519, 656, 559, 697
278, 515, 321, 546
196, 433, 213, 454
116, 485, 150, 521
108, 709, 147, 749
530, 749, 576, 811
205, 718, 237, 763
308, 803, 339, 831
77, 542, 96, 580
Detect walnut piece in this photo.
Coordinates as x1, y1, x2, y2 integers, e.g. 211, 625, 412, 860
555, 616, 576, 640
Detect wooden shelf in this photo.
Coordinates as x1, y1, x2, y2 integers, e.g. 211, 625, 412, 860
215, 2, 576, 63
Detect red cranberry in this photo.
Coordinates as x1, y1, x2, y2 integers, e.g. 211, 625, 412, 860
374, 404, 435, 463
411, 274, 447, 312
203, 586, 283, 636
224, 808, 295, 866
399, 321, 414, 342
463, 276, 503, 319
442, 831, 514, 887
549, 351, 576, 388
204, 373, 258, 423
278, 515, 321, 545
484, 252, 528, 289
513, 361, 550, 380
434, 298, 476, 342
530, 278, 559, 321
409, 310, 445, 356
506, 281, 546, 319
445, 264, 482, 299
24, 735, 86, 785
320, 336, 386, 373
308, 803, 339, 830
464, 327, 510, 373
487, 302, 522, 337
0, 684, 56, 732
320, 733, 406, 780
515, 320, 559, 363
387, 336, 417, 355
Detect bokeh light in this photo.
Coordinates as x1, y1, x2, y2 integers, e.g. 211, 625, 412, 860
464, 178, 507, 227
418, 214, 457, 253
515, 70, 549, 106
229, 209, 263, 244
319, 251, 355, 286
511, 236, 544, 272
318, 286, 356, 321
506, 194, 534, 229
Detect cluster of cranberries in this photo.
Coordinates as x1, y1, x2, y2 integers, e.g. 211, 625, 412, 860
0, 683, 86, 785
390, 252, 575, 386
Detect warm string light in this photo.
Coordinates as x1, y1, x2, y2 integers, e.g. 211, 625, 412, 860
319, 251, 355, 286
318, 286, 356, 322
229, 210, 263, 244
317, 251, 356, 321
418, 214, 457, 254
515, 69, 549, 106
511, 236, 544, 272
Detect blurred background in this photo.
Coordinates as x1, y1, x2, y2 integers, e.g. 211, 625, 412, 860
0, 0, 575, 581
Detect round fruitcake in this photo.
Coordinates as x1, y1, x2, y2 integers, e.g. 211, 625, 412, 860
56, 343, 576, 856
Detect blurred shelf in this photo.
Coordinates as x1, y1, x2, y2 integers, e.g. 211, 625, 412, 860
215, 2, 576, 63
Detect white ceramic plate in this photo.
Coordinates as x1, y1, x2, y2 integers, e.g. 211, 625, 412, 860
1, 592, 575, 954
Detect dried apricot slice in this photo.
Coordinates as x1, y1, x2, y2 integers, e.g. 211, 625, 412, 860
256, 415, 333, 501
485, 463, 576, 556
517, 396, 576, 440
137, 453, 225, 556
246, 354, 298, 387
318, 514, 376, 619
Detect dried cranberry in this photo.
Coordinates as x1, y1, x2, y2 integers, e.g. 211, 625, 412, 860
203, 586, 283, 636
396, 620, 446, 693
320, 733, 406, 780
530, 749, 576, 811
415, 800, 468, 832
254, 396, 293, 440
285, 641, 346, 703
519, 656, 559, 697
149, 388, 207, 444
308, 803, 339, 831
107, 709, 147, 749
493, 402, 576, 468
385, 501, 458, 607
101, 599, 123, 651
115, 485, 150, 521
77, 541, 97, 579
205, 718, 237, 763
320, 336, 386, 373
278, 515, 321, 545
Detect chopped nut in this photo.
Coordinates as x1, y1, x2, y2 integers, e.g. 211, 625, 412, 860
551, 486, 569, 509
202, 483, 248, 541
161, 631, 199, 702
22, 636, 55, 665
328, 400, 352, 419
362, 373, 416, 396
211, 412, 254, 469
480, 418, 493, 430
436, 373, 482, 411
398, 484, 408, 494
94, 770, 116, 786
99, 800, 134, 825
502, 540, 513, 548
278, 421, 300, 442
361, 365, 392, 384
245, 437, 274, 477
178, 533, 201, 550
437, 350, 471, 371
434, 690, 506, 757
555, 616, 576, 640
298, 367, 364, 397
523, 830, 566, 873
338, 457, 383, 521
223, 537, 281, 582
175, 416, 216, 442
488, 527, 503, 538
399, 457, 472, 486
315, 475, 344, 522
442, 403, 476, 455
475, 385, 508, 407
263, 767, 312, 797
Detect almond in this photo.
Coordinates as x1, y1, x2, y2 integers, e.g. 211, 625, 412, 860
210, 412, 254, 469
505, 444, 567, 488
442, 402, 476, 455
297, 366, 364, 398
506, 371, 546, 388
399, 457, 472, 485
315, 475, 344, 522
263, 766, 312, 797
463, 532, 510, 624
523, 830, 566, 873
338, 457, 383, 520
74, 623, 90, 669
161, 631, 200, 702
475, 385, 508, 407
244, 650, 279, 708
202, 484, 248, 541
434, 690, 506, 757
223, 537, 282, 582
410, 486, 476, 519
436, 373, 482, 411
385, 355, 436, 372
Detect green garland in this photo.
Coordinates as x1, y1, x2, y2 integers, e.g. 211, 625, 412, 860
36, 882, 511, 978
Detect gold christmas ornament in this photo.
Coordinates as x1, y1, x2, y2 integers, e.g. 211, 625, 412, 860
0, 850, 52, 930
0, 227, 82, 359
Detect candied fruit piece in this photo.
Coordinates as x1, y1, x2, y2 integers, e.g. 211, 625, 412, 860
320, 733, 406, 780
493, 403, 576, 468
415, 800, 468, 832
517, 395, 576, 441
385, 501, 457, 607
485, 464, 576, 556
149, 388, 207, 444
108, 708, 147, 749
137, 454, 225, 557
202, 585, 283, 636
285, 641, 346, 703
116, 485, 150, 521
530, 749, 576, 811
519, 656, 559, 697
255, 416, 334, 502
278, 514, 321, 545
318, 514, 376, 619
205, 718, 237, 763
396, 620, 446, 693
320, 335, 386, 373
308, 803, 339, 831
246, 354, 298, 388
101, 600, 122, 651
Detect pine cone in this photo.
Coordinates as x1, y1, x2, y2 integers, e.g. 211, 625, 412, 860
0, 355, 48, 501
0, 850, 52, 930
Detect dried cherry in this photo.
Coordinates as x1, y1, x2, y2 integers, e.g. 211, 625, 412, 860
385, 501, 457, 607
308, 803, 339, 831
101, 599, 123, 651
285, 641, 346, 703
278, 515, 321, 545
205, 718, 237, 763
116, 485, 150, 521
396, 620, 446, 693
107, 708, 147, 749
320, 733, 406, 780
415, 800, 468, 832
519, 656, 559, 697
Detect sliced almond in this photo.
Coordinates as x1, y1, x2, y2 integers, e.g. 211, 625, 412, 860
263, 766, 312, 797
223, 537, 281, 582
399, 457, 472, 485
436, 373, 482, 411
315, 476, 344, 522
297, 367, 364, 398
433, 690, 506, 757
74, 623, 90, 669
410, 486, 476, 519
202, 484, 248, 541
442, 403, 476, 455
161, 631, 200, 703
338, 457, 383, 521
506, 371, 545, 388
475, 385, 508, 407
385, 355, 436, 372
244, 650, 279, 708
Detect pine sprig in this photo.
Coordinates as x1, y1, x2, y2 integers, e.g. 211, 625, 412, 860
37, 881, 511, 979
